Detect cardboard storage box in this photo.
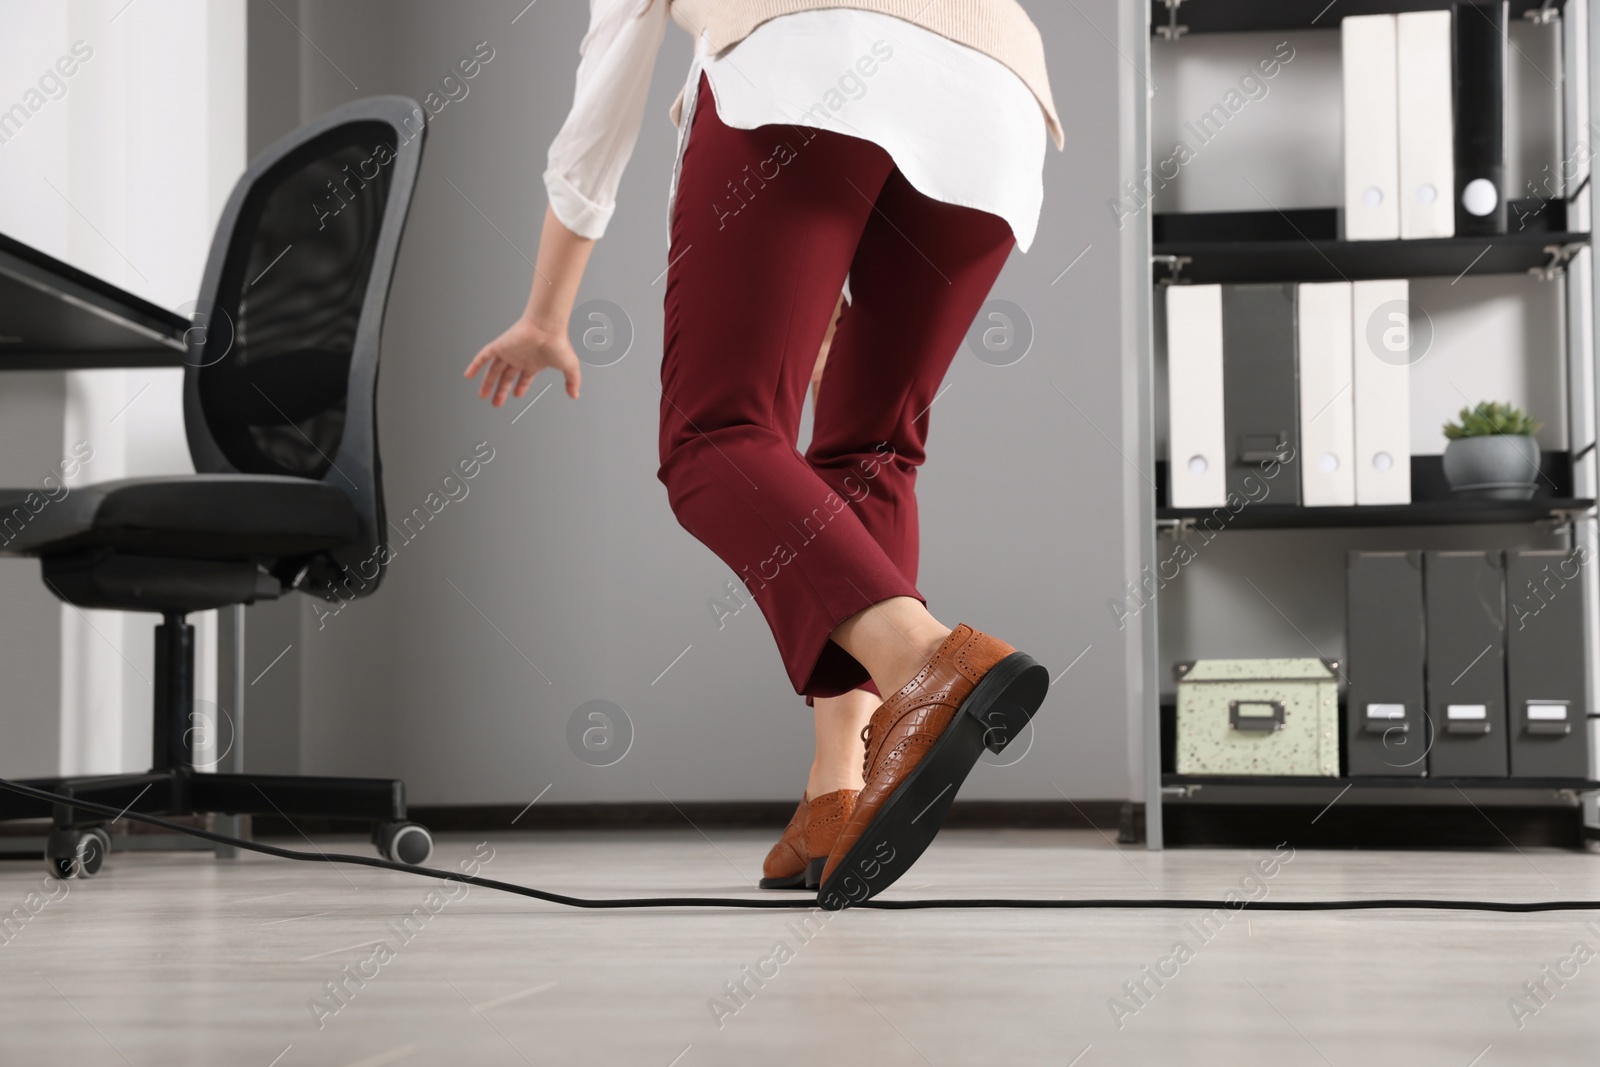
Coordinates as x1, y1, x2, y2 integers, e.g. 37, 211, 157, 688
1176, 658, 1340, 776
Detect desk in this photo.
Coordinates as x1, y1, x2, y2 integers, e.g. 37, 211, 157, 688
0, 230, 187, 371
0, 230, 238, 860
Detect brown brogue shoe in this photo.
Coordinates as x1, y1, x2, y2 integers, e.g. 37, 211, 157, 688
817, 624, 1048, 909
759, 788, 858, 889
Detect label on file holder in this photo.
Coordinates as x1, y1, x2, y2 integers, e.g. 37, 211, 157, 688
1527, 701, 1569, 721
1447, 705, 1487, 719
1366, 704, 1406, 719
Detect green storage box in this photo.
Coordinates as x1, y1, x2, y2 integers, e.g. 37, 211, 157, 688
1175, 658, 1340, 776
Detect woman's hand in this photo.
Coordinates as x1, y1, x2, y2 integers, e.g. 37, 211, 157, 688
464, 203, 597, 407
465, 314, 582, 406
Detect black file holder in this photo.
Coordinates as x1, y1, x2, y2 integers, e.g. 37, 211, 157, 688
1424, 550, 1509, 777
1505, 548, 1590, 778
1346, 551, 1429, 776
1453, 1, 1510, 236
1221, 284, 1300, 505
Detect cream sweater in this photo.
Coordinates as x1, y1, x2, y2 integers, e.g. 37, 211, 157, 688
667, 0, 1063, 149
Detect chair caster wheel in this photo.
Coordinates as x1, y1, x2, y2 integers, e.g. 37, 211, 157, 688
46, 826, 111, 880
373, 821, 433, 865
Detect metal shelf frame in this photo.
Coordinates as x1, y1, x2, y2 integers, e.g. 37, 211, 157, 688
1150, 0, 1571, 38
1133, 0, 1600, 848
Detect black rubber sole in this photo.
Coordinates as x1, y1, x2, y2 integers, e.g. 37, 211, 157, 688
758, 855, 828, 890
816, 651, 1049, 911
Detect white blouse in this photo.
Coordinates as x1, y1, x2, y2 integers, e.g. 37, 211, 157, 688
543, 0, 1050, 253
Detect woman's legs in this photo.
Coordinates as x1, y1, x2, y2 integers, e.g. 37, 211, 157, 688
806, 689, 878, 796
802, 167, 1017, 788
661, 74, 921, 697
829, 595, 951, 698
665, 74, 1036, 900
661, 71, 1015, 711
804, 293, 880, 797
805, 163, 1014, 590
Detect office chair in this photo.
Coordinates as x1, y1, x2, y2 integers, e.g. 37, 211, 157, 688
0, 96, 433, 879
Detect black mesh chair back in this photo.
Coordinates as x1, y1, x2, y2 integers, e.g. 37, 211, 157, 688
183, 96, 426, 598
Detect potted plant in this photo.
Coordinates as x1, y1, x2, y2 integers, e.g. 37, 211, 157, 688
1441, 401, 1543, 501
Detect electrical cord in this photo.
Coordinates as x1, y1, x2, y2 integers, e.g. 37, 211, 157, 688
4, 776, 1599, 913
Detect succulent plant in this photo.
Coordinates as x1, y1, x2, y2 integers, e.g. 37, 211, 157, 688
1443, 401, 1542, 440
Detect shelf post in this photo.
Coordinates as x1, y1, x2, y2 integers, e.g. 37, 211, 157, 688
1133, 0, 1163, 848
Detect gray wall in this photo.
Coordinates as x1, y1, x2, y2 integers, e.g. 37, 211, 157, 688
248, 0, 1140, 804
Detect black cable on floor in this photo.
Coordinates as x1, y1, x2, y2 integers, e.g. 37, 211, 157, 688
4, 777, 1598, 913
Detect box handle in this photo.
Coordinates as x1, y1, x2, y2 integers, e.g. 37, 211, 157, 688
1445, 704, 1491, 735
1237, 432, 1289, 464
1363, 703, 1408, 734
1525, 700, 1572, 736
1229, 699, 1285, 732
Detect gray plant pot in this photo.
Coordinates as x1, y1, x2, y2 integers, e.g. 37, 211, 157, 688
1441, 434, 1541, 501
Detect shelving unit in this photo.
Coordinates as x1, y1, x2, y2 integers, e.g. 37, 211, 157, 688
1156, 451, 1594, 528
1160, 772, 1598, 848
1134, 0, 1600, 848
1153, 205, 1589, 284
1157, 498, 1595, 529
1150, 0, 1569, 37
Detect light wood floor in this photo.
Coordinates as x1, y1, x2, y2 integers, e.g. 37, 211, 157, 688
2, 828, 1599, 1065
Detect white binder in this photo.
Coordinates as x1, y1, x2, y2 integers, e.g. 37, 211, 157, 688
1297, 282, 1356, 506
1342, 15, 1400, 241
1166, 284, 1227, 509
1352, 279, 1412, 505
1397, 10, 1455, 238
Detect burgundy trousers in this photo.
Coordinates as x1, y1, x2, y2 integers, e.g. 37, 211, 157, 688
659, 72, 1016, 700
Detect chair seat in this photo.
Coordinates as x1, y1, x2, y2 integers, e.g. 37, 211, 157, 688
0, 474, 359, 561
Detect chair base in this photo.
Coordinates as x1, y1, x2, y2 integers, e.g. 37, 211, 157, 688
0, 769, 430, 877
0, 612, 433, 877
0, 769, 407, 826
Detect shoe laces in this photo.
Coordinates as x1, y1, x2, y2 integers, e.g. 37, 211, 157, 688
859, 723, 873, 780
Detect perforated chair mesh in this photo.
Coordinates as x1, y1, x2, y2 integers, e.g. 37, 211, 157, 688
197, 127, 395, 481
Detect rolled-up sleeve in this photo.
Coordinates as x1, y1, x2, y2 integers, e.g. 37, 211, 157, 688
543, 0, 670, 240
